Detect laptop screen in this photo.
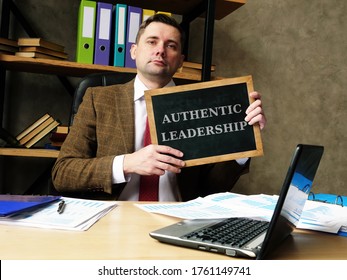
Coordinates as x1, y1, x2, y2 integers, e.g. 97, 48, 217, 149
257, 144, 324, 259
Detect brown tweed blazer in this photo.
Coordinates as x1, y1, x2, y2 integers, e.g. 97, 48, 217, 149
51, 80, 250, 201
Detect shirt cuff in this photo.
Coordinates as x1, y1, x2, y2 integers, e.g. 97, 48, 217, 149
236, 157, 249, 165
112, 155, 131, 184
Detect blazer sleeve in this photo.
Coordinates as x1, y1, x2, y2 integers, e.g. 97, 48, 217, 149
51, 83, 135, 195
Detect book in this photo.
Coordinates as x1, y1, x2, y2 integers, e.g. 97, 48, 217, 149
19, 46, 68, 59
1, 113, 60, 148
55, 125, 69, 134
177, 61, 216, 75
0, 50, 13, 55
15, 51, 63, 60
0, 37, 18, 47
16, 113, 51, 141
0, 38, 18, 54
24, 120, 60, 148
17, 38, 65, 52
19, 116, 55, 146
0, 44, 18, 53
49, 139, 65, 148
49, 126, 69, 147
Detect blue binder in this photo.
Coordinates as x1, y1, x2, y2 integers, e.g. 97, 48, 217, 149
125, 6, 142, 68
94, 2, 113, 65
113, 4, 127, 67
308, 193, 346, 206
0, 195, 61, 217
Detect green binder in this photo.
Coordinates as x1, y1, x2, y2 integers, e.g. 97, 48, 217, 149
76, 0, 96, 64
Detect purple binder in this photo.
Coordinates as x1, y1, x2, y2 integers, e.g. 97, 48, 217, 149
94, 2, 113, 65
125, 6, 142, 68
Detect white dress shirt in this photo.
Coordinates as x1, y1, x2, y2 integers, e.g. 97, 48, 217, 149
113, 76, 179, 201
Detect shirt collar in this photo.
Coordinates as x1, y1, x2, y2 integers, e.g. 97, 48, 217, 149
134, 75, 175, 102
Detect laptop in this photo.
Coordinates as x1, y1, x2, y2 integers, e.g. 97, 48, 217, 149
150, 144, 324, 259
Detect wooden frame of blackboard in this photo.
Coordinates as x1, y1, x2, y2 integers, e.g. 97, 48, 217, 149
144, 75, 263, 167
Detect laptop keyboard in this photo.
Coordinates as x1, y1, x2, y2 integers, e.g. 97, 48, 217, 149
181, 217, 269, 248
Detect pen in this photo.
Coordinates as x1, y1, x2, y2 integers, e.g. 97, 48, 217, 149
57, 200, 66, 214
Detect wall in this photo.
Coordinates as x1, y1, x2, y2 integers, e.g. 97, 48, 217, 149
189, 0, 347, 195
1, 0, 346, 196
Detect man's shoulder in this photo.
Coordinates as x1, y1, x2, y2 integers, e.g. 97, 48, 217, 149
90, 79, 134, 95
85, 79, 134, 108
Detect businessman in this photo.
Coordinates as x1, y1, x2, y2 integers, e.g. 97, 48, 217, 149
52, 14, 266, 201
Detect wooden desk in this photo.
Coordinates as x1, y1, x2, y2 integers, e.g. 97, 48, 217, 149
0, 201, 346, 260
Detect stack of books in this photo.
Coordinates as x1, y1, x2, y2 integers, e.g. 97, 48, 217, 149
16, 113, 60, 148
15, 38, 68, 60
178, 61, 216, 76
0, 38, 18, 54
49, 125, 69, 148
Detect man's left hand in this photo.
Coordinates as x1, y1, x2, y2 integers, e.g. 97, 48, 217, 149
245, 91, 266, 130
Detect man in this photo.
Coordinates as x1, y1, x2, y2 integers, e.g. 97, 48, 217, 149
51, 14, 266, 201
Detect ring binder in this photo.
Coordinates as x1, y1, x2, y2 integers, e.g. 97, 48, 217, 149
308, 192, 345, 207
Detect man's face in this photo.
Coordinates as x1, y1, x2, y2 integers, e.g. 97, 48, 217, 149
130, 22, 184, 85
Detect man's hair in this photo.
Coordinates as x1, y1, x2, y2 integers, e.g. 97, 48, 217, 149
135, 14, 185, 53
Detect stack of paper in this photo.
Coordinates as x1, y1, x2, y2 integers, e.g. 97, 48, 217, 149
297, 200, 347, 236
136, 192, 277, 221
136, 192, 347, 236
0, 197, 117, 231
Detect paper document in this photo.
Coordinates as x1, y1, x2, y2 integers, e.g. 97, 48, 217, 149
297, 200, 347, 233
136, 192, 277, 221
137, 192, 347, 235
0, 197, 117, 231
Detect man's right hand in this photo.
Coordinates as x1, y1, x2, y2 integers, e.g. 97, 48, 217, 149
123, 144, 185, 176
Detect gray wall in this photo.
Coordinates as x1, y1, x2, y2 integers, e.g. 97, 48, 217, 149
216, 0, 347, 196
1, 0, 346, 196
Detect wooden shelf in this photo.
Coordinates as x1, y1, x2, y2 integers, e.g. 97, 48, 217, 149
0, 54, 205, 81
0, 54, 135, 77
95, 0, 245, 20
0, 148, 59, 158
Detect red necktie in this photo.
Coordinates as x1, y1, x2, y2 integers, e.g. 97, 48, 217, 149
139, 118, 159, 201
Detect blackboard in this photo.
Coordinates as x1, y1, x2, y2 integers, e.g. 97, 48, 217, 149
145, 75, 263, 167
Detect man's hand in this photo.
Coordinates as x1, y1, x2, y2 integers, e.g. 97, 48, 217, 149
123, 144, 185, 176
245, 91, 267, 130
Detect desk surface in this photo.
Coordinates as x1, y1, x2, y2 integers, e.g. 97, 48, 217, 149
0, 201, 346, 260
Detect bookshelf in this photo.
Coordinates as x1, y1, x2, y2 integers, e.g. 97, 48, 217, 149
0, 54, 206, 81
95, 0, 245, 20
0, 148, 59, 158
0, 0, 245, 158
